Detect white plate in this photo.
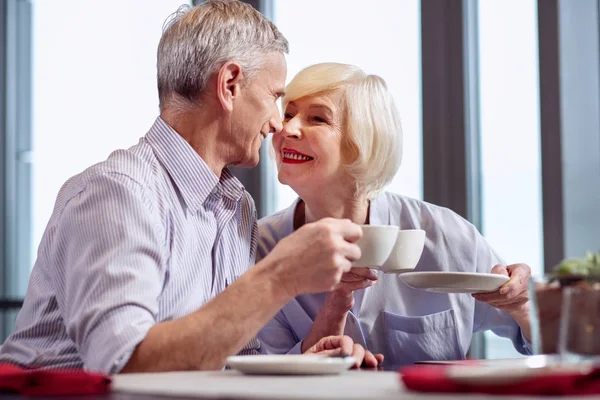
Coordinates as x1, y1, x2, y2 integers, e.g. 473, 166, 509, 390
398, 272, 509, 293
226, 355, 356, 375
446, 364, 592, 385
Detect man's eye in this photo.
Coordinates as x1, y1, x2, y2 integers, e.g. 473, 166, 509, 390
283, 113, 293, 121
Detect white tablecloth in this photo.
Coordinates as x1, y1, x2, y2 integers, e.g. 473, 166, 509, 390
111, 370, 586, 400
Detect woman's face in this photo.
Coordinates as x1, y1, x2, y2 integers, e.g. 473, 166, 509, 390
272, 92, 350, 197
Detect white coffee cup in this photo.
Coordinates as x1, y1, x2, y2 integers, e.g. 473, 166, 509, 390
379, 229, 426, 273
352, 225, 398, 267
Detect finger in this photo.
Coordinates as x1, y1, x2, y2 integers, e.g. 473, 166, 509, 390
500, 264, 531, 294
318, 335, 354, 355
473, 293, 528, 307
312, 347, 349, 357
347, 267, 378, 281
338, 240, 361, 263
477, 296, 529, 309
498, 264, 530, 290
506, 263, 531, 278
473, 284, 528, 302
337, 219, 363, 243
499, 279, 529, 299
490, 264, 509, 276
351, 343, 365, 369
333, 279, 376, 292
374, 353, 385, 364
362, 349, 378, 368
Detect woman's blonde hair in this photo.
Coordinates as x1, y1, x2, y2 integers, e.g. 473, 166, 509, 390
282, 63, 403, 199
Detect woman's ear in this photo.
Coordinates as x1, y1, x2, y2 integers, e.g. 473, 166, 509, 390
216, 62, 243, 112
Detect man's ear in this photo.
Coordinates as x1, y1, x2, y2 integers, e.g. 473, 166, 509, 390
217, 62, 243, 112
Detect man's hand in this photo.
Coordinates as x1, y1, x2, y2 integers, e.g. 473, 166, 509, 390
265, 218, 362, 297
303, 335, 384, 369
473, 263, 532, 339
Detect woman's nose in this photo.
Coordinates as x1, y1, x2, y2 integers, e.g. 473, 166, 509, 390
282, 118, 302, 139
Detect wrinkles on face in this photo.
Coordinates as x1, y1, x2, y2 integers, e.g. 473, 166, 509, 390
273, 91, 356, 199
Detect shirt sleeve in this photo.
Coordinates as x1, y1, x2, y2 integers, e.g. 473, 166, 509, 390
472, 230, 533, 355
257, 311, 303, 355
46, 172, 166, 373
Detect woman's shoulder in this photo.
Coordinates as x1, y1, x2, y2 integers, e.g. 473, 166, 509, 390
256, 200, 298, 261
378, 191, 474, 229
258, 198, 298, 231
379, 192, 491, 272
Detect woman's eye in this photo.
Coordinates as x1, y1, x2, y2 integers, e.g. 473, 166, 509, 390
312, 116, 327, 123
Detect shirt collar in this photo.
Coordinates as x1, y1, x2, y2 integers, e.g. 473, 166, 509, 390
282, 197, 302, 234
285, 194, 391, 230
145, 117, 245, 212
369, 193, 391, 226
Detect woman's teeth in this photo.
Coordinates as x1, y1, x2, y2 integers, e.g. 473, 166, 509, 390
283, 152, 313, 161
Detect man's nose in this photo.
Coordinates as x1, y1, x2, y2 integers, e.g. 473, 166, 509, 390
270, 116, 283, 134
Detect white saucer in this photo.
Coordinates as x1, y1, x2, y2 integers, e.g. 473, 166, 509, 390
226, 355, 356, 375
398, 271, 509, 293
382, 268, 416, 274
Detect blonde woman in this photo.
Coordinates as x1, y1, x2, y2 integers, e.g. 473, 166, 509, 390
257, 63, 533, 367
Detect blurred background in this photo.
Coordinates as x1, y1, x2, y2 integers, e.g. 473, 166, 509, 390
0, 0, 598, 360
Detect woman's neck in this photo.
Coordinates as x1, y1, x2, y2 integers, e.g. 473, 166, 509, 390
294, 192, 370, 230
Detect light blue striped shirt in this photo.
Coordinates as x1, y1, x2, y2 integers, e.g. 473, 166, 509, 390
0, 117, 258, 373
257, 192, 532, 365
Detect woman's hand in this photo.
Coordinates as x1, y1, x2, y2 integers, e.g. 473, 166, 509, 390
472, 263, 532, 340
324, 267, 378, 312
300, 267, 378, 353
304, 335, 384, 368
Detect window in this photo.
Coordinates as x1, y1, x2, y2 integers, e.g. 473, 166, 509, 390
29, 0, 190, 289
269, 0, 422, 212
476, 0, 543, 357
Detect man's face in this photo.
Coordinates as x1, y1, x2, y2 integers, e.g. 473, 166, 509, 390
229, 52, 287, 168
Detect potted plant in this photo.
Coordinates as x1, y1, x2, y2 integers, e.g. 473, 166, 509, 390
531, 251, 600, 354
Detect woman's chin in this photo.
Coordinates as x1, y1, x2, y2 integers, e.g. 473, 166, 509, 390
278, 175, 305, 192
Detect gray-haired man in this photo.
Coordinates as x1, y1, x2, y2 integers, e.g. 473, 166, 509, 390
0, 0, 371, 373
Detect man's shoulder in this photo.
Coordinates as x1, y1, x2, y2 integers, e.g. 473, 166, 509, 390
89, 140, 159, 185
57, 140, 161, 204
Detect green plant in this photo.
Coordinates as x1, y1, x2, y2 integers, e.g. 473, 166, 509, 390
553, 250, 600, 277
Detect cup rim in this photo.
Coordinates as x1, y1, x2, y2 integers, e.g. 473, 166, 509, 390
359, 224, 399, 230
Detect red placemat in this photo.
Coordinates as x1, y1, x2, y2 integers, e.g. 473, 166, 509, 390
400, 364, 600, 396
0, 364, 111, 396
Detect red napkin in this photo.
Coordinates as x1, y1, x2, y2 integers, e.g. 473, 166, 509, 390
400, 365, 600, 396
0, 364, 111, 396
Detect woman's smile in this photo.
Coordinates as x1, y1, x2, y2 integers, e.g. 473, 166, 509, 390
281, 148, 314, 164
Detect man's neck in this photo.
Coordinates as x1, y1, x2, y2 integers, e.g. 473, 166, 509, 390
160, 107, 227, 179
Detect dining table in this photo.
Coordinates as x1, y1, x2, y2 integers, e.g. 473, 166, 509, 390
0, 367, 595, 400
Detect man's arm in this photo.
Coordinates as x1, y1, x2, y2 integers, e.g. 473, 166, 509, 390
54, 171, 361, 373
59, 173, 292, 373
121, 259, 291, 372
122, 218, 363, 372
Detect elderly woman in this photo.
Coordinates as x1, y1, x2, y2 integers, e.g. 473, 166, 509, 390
256, 63, 532, 367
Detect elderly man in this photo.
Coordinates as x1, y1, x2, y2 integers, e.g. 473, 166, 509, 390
0, 0, 367, 373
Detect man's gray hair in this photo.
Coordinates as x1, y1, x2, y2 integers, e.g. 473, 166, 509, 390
157, 0, 289, 109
